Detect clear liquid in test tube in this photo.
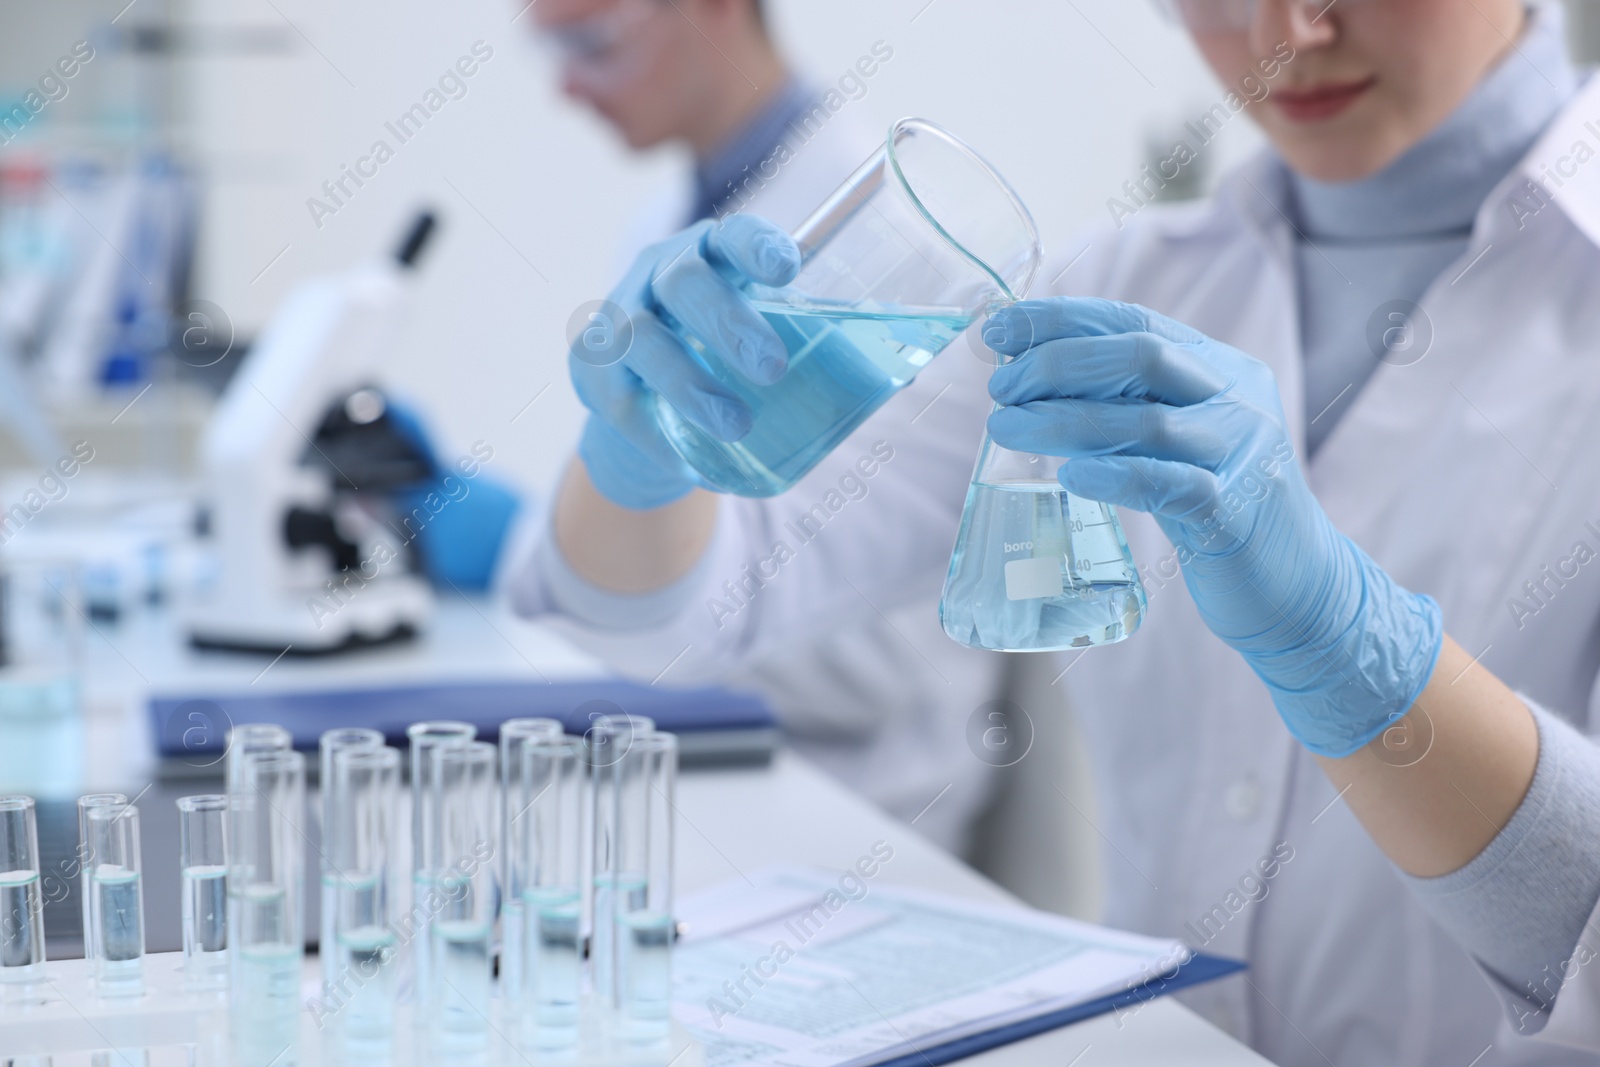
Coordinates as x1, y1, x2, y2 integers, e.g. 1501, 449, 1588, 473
327, 744, 400, 1054
228, 749, 306, 1067
516, 736, 583, 1049
499, 717, 563, 1013
588, 714, 654, 1012
75, 793, 124, 986
318, 727, 382, 995
427, 740, 495, 1053
177, 794, 229, 990
85, 801, 144, 996
407, 720, 475, 1008
0, 796, 46, 996
614, 733, 676, 1043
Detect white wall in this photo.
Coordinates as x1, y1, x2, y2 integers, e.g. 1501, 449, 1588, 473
176, 0, 1262, 498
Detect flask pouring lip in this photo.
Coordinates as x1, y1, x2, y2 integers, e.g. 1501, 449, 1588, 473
884, 118, 1042, 305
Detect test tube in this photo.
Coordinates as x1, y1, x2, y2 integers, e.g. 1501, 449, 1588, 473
499, 718, 563, 1010
0, 797, 46, 994
177, 795, 229, 990
518, 737, 583, 1048
319, 727, 383, 994
587, 714, 654, 1009
85, 801, 144, 996
327, 744, 400, 1052
588, 715, 654, 767
427, 740, 496, 1052
75, 793, 125, 984
613, 733, 676, 1041
225, 723, 292, 788
229, 749, 306, 1067
407, 720, 475, 1002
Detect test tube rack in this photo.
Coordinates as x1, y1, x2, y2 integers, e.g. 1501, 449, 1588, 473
2, 951, 705, 1067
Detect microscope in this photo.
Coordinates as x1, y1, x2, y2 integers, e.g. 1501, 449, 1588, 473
186, 213, 440, 655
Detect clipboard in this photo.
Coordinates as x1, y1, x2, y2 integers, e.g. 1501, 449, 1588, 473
870, 953, 1246, 1067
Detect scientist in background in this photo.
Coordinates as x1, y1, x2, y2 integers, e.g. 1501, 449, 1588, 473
516, 0, 1007, 853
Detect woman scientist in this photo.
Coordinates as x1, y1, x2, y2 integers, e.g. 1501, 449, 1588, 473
514, 0, 1600, 1062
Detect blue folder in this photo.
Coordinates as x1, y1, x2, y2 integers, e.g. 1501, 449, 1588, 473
873, 953, 1246, 1067
149, 678, 778, 771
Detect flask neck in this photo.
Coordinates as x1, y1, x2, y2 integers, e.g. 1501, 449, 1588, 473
971, 430, 1063, 489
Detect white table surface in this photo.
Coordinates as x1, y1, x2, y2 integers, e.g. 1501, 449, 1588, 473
77, 598, 1273, 1066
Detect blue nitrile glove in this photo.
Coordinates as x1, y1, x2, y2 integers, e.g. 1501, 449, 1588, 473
396, 477, 520, 591
983, 297, 1443, 758
386, 399, 522, 591
570, 215, 801, 510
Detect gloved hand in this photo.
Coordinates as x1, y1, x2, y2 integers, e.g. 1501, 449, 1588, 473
983, 297, 1443, 758
570, 215, 801, 509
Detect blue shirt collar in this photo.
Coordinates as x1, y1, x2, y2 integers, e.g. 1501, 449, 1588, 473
1287, 2, 1578, 242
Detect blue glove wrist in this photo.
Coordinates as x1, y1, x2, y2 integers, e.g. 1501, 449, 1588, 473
578, 417, 700, 511
1250, 536, 1445, 758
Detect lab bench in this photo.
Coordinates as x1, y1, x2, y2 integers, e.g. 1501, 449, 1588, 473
31, 596, 1273, 1066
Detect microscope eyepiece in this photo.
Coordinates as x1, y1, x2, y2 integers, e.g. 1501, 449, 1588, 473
394, 210, 437, 269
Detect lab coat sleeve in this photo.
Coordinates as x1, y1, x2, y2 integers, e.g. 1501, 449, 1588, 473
509, 511, 727, 632
512, 343, 996, 684
1399, 699, 1600, 1047
1538, 895, 1600, 1051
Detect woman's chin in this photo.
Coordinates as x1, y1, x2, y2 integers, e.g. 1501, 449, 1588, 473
1271, 129, 1412, 184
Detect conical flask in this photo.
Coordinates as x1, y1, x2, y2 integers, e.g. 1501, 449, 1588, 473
939, 431, 1146, 652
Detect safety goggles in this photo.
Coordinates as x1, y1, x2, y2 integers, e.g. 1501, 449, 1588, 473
1152, 0, 1357, 31
539, 0, 663, 80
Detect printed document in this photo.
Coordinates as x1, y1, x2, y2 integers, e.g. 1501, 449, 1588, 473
673, 867, 1190, 1067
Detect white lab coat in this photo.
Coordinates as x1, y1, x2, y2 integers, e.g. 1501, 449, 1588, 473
549, 74, 1600, 1065
601, 107, 1009, 853
1542, 896, 1600, 1052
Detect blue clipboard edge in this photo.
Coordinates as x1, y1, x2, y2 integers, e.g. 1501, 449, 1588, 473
868, 953, 1246, 1067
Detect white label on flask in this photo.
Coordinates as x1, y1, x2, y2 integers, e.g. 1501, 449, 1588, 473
1004, 557, 1063, 601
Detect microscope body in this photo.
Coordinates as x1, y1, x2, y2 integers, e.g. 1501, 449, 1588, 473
188, 248, 434, 654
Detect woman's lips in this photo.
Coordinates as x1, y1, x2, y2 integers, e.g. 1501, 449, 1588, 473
1272, 78, 1375, 122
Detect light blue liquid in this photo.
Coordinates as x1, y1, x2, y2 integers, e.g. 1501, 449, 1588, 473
233, 942, 301, 1067
0, 870, 45, 982
655, 295, 971, 497
617, 910, 673, 1043
92, 865, 143, 993
941, 482, 1145, 652
591, 872, 646, 1005
523, 887, 580, 1047
335, 924, 397, 1051
431, 919, 491, 1051
0, 672, 81, 798
182, 864, 227, 988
